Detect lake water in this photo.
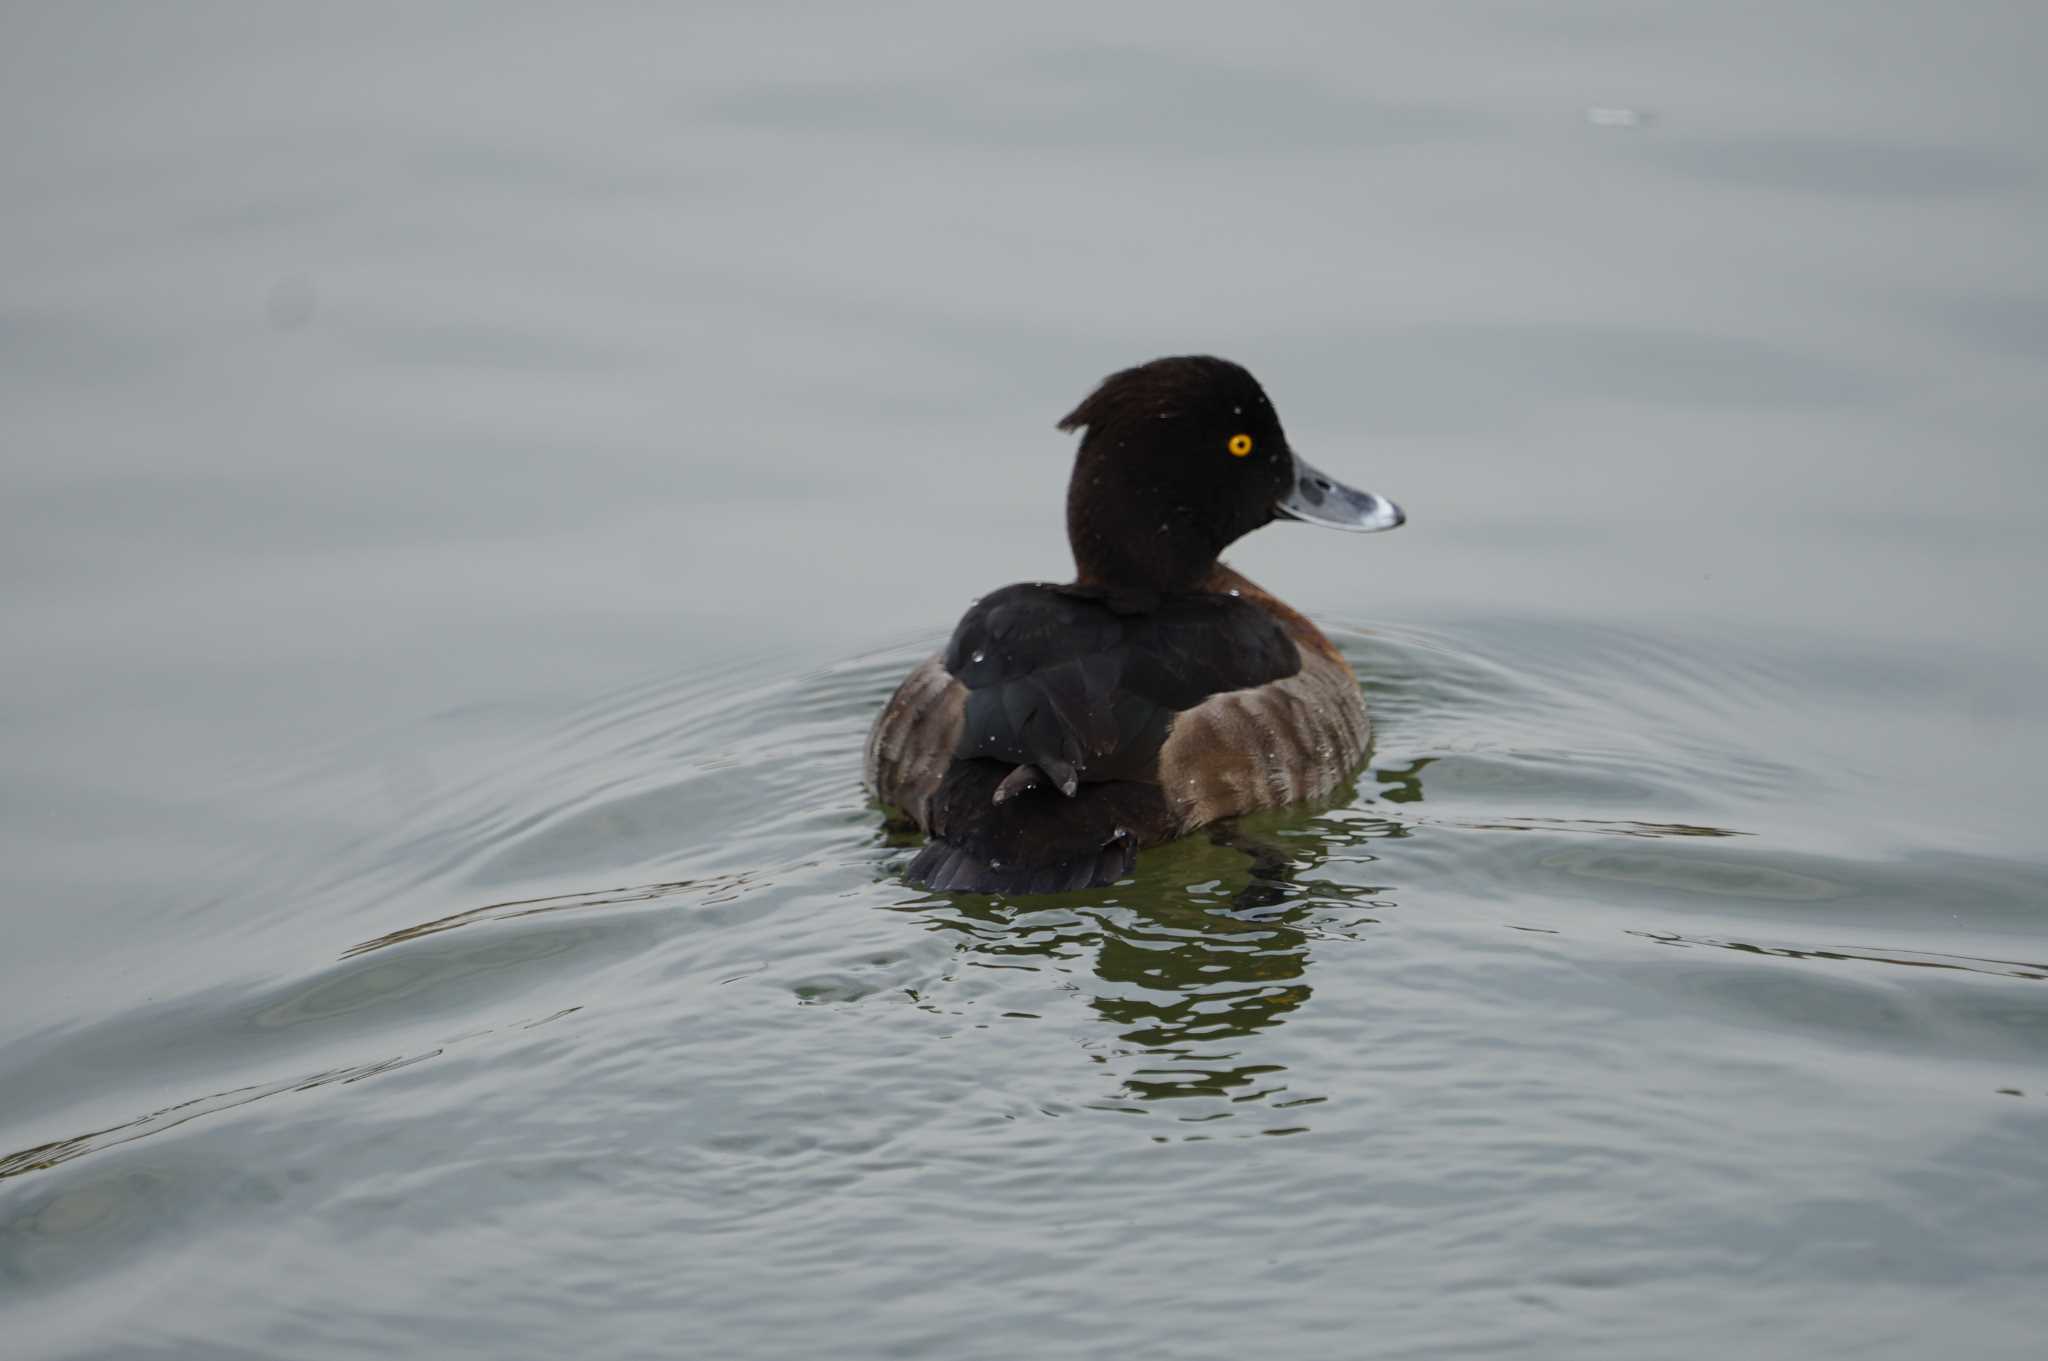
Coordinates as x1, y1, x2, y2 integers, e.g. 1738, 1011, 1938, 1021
4, 4, 2046, 1357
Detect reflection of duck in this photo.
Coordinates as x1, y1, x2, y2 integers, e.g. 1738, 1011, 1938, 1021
893, 806, 1406, 1110
903, 890, 1328, 1104
1088, 904, 1315, 1102
868, 357, 1404, 895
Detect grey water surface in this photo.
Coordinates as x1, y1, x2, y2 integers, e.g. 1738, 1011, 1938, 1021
4, 3, 2046, 1358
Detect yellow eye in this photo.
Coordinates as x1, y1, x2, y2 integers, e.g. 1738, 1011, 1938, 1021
1227, 433, 1254, 458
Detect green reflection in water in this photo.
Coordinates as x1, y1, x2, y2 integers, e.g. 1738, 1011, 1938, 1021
888, 796, 1407, 1123
1373, 756, 1435, 804
1087, 903, 1314, 1102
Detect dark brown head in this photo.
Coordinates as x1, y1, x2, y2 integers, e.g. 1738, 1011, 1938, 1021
1058, 356, 1403, 594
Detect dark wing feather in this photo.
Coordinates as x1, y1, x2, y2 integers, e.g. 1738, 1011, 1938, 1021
1120, 594, 1299, 708
942, 584, 1299, 790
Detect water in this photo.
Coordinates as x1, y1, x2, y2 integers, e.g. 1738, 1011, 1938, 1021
4, 3, 2046, 1357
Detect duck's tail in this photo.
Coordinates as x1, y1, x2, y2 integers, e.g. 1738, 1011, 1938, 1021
904, 761, 1169, 895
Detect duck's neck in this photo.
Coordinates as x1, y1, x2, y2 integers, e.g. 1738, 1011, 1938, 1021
1069, 548, 1215, 596
1066, 489, 1222, 596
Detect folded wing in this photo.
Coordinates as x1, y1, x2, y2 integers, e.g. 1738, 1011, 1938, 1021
943, 584, 1300, 797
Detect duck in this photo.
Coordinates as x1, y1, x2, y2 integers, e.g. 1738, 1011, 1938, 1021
865, 355, 1404, 894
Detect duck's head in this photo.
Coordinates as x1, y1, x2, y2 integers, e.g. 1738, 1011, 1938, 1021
1058, 355, 1403, 594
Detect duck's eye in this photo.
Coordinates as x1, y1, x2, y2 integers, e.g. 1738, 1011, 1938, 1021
1227, 433, 1254, 458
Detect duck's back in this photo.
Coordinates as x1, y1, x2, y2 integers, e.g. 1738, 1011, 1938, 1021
865, 567, 1370, 893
